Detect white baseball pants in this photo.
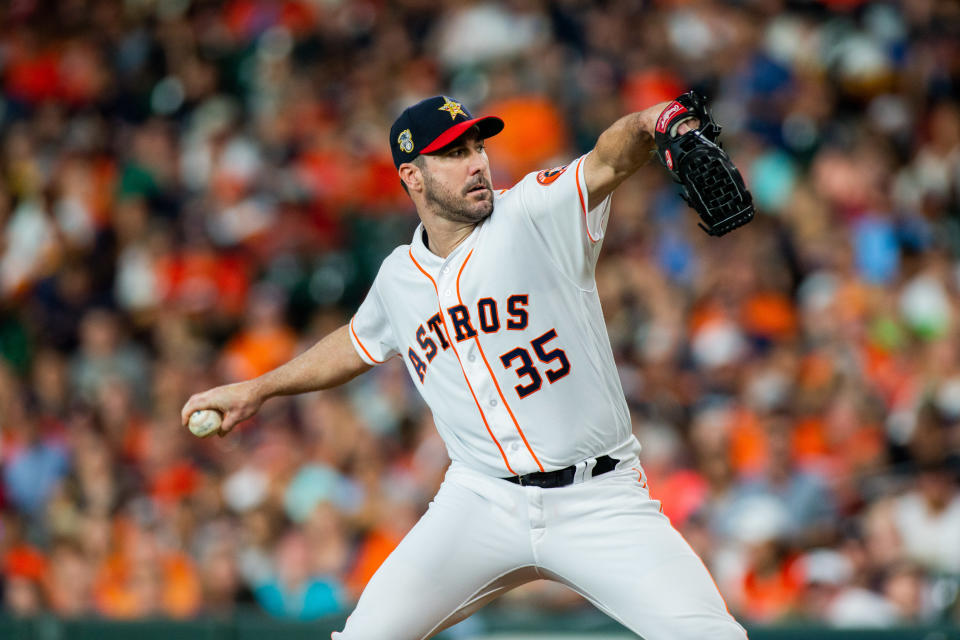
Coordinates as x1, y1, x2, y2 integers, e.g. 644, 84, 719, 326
333, 460, 747, 640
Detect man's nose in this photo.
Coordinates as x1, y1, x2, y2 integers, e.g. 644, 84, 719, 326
467, 149, 484, 175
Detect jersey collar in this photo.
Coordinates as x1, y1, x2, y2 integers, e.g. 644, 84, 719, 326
409, 220, 484, 272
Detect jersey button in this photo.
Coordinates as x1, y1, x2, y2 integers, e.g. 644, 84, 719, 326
445, 289, 453, 297
442, 266, 450, 274
489, 398, 498, 407
467, 354, 476, 362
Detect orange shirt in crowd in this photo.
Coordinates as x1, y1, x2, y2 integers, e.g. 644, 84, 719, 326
740, 555, 804, 622
3, 545, 47, 581
654, 469, 709, 528
93, 549, 201, 618
156, 250, 251, 317
345, 528, 402, 599
742, 291, 798, 341
728, 408, 767, 477
483, 95, 568, 183
222, 324, 298, 381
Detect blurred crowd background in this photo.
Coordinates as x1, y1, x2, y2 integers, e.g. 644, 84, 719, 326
2, 0, 960, 632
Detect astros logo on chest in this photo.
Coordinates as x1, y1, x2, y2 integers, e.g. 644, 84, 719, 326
406, 292, 571, 400
407, 293, 529, 381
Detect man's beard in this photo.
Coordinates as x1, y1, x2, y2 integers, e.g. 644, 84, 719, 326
422, 170, 494, 223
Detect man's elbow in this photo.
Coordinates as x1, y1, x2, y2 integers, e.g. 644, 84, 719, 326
583, 149, 640, 208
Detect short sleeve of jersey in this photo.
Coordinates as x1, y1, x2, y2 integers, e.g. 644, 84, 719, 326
512, 153, 612, 287
349, 279, 398, 366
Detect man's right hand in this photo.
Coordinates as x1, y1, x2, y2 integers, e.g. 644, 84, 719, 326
181, 380, 264, 437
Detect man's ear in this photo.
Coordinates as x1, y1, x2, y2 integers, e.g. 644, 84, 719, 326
399, 162, 422, 193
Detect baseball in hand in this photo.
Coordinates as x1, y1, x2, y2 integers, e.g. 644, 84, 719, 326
188, 409, 223, 438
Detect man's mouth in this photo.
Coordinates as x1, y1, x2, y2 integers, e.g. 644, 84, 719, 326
466, 183, 489, 195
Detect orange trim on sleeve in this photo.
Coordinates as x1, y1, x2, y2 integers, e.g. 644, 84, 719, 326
350, 316, 388, 365
408, 249, 516, 476
575, 155, 598, 244
457, 250, 545, 473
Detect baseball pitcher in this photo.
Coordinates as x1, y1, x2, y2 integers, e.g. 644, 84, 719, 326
183, 94, 751, 639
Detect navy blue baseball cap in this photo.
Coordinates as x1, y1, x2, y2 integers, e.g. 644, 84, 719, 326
390, 96, 504, 168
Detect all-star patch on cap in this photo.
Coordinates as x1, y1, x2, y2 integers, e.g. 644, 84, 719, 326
389, 96, 504, 168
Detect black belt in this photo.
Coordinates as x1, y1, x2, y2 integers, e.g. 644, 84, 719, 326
504, 455, 619, 488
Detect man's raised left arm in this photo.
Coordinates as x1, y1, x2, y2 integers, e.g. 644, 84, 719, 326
583, 102, 697, 210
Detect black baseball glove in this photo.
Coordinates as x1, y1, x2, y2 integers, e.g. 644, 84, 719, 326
654, 92, 754, 237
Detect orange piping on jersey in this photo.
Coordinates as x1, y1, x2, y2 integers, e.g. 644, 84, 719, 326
631, 467, 648, 488
457, 250, 545, 472
408, 248, 516, 475
575, 155, 598, 244
350, 316, 388, 364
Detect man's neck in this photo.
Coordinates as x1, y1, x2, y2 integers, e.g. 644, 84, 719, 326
420, 217, 477, 258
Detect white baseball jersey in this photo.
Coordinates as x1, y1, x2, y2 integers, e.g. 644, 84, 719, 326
338, 150, 747, 640
348, 153, 639, 478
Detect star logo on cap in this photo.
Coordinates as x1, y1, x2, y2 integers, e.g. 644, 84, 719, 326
438, 97, 466, 121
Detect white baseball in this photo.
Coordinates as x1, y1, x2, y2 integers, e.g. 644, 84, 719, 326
188, 409, 222, 438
